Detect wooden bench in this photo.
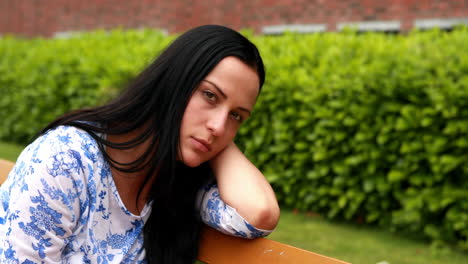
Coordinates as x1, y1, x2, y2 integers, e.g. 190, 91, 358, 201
0, 159, 13, 185
0, 159, 350, 264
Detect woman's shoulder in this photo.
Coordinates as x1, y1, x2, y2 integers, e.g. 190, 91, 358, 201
41, 124, 98, 143
42, 124, 99, 145
22, 125, 103, 167
2, 125, 108, 197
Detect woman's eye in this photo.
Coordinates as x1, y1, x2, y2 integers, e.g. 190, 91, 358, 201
202, 90, 217, 102
230, 111, 242, 122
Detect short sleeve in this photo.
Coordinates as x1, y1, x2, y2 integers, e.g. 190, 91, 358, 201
196, 180, 273, 239
0, 127, 90, 263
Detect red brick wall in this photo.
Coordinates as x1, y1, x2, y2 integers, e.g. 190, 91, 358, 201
1, 0, 468, 37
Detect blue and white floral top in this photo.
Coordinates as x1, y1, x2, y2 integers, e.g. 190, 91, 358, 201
0, 125, 272, 263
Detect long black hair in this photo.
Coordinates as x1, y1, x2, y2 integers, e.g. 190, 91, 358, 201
40, 25, 265, 263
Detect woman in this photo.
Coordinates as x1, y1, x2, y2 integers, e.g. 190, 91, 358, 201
0, 25, 280, 263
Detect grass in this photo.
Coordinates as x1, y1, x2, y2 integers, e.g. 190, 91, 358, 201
1, 140, 468, 263
269, 210, 468, 264
0, 141, 24, 162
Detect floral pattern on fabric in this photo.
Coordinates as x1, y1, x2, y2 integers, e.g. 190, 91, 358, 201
197, 181, 273, 239
0, 126, 149, 264
0, 125, 270, 263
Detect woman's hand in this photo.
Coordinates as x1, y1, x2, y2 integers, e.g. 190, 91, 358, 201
209, 142, 280, 230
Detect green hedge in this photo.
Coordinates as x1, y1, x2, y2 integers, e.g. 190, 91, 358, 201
1, 27, 468, 249
0, 29, 173, 143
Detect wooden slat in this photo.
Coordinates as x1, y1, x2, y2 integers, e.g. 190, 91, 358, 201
198, 227, 350, 264
0, 159, 15, 185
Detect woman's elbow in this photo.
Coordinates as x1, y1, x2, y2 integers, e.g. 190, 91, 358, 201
250, 202, 280, 231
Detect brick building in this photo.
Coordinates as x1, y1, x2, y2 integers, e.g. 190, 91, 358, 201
1, 0, 468, 37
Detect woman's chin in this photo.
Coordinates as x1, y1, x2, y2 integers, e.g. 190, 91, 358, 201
183, 161, 201, 168
179, 155, 205, 168
178, 148, 212, 168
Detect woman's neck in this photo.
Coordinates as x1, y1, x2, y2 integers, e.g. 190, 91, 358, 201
106, 127, 156, 215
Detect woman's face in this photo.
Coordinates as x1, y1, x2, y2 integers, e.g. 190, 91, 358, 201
179, 56, 260, 167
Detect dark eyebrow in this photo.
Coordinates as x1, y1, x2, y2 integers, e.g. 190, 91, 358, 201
236, 107, 252, 116
203, 80, 227, 99
202, 80, 252, 116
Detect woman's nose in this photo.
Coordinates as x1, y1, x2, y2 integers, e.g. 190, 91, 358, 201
206, 111, 227, 137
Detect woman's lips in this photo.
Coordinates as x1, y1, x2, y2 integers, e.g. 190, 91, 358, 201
191, 137, 211, 152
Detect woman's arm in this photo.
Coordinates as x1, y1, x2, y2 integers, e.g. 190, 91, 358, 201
0, 127, 86, 263
209, 142, 280, 230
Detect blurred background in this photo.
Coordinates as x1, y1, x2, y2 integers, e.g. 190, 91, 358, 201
1, 0, 468, 36
1, 1, 468, 264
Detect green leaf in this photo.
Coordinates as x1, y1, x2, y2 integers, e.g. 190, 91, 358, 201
388, 170, 406, 182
